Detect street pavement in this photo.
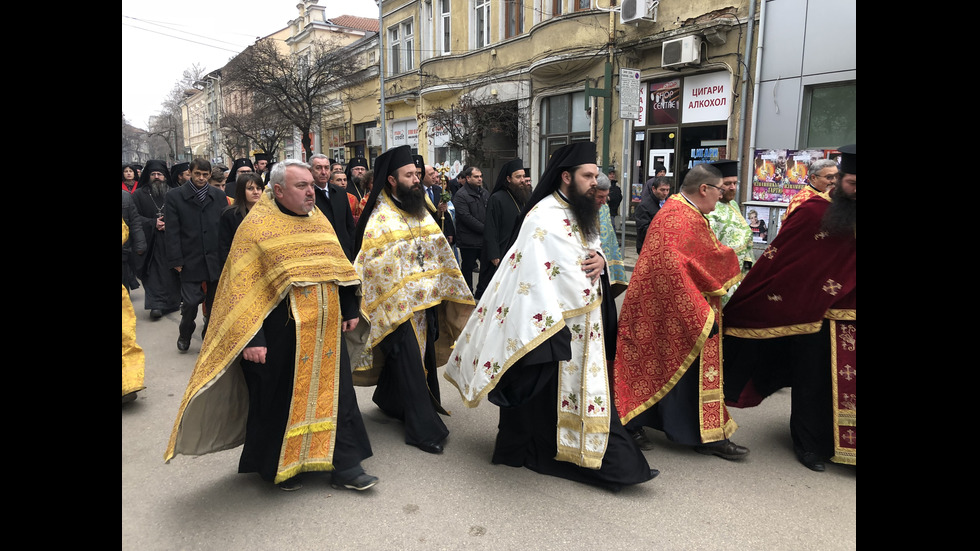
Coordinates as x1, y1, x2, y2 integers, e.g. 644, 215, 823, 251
122, 241, 855, 550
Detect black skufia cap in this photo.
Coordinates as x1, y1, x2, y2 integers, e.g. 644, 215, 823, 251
710, 159, 738, 178
837, 144, 856, 175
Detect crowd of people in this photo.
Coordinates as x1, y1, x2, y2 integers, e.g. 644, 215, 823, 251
124, 141, 855, 494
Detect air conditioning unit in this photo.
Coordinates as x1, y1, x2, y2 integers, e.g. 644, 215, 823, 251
621, 0, 659, 25
366, 127, 381, 147
662, 36, 702, 69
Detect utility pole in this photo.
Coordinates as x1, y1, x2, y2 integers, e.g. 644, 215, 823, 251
377, 0, 387, 151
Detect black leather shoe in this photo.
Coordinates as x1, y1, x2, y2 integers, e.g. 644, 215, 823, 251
694, 439, 749, 460
648, 468, 660, 480
150, 309, 163, 320
177, 337, 190, 352
795, 447, 826, 472
277, 477, 302, 491
629, 427, 656, 451
416, 441, 444, 454
333, 472, 379, 491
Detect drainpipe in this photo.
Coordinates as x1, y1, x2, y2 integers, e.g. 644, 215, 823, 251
746, 0, 767, 199
737, 0, 758, 196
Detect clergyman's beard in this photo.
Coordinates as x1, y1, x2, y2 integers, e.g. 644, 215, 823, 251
395, 180, 427, 217
820, 186, 856, 237
150, 180, 169, 201
507, 181, 530, 205
567, 184, 599, 241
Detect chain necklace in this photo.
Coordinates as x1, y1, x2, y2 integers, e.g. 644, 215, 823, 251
397, 210, 426, 269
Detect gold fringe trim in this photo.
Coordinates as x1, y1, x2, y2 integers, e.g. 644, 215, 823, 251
285, 420, 338, 439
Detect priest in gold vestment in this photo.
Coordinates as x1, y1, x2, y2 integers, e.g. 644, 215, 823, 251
349, 145, 474, 456
165, 160, 377, 491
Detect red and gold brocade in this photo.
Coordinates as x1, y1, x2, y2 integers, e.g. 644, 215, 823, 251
613, 195, 741, 441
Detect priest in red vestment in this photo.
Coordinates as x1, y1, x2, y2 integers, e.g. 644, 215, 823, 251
613, 163, 748, 460
723, 145, 856, 472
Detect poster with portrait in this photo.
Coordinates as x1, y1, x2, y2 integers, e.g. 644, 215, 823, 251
744, 205, 771, 243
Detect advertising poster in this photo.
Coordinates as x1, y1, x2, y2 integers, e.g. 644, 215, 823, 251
745, 205, 771, 243
648, 78, 681, 126
752, 149, 834, 202
682, 71, 731, 124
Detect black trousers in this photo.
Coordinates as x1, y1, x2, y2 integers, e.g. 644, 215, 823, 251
372, 317, 449, 447
459, 247, 481, 292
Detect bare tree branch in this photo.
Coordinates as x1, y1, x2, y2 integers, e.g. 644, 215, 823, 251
222, 37, 360, 160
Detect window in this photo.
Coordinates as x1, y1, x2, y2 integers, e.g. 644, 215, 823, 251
800, 81, 856, 149
505, 1, 524, 38
388, 19, 415, 75
539, 91, 591, 168
439, 0, 452, 55
574, 0, 591, 11
552, 0, 563, 17
474, 0, 491, 49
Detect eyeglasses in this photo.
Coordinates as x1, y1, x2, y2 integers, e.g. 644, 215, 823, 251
703, 183, 724, 193
817, 172, 838, 180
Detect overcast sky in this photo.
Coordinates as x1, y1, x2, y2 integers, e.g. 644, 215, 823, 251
122, 0, 379, 130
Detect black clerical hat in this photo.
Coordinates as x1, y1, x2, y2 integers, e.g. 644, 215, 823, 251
837, 144, 856, 175
492, 158, 524, 195
710, 159, 738, 178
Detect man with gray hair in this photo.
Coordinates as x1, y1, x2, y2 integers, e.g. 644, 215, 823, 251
166, 158, 378, 492
594, 172, 629, 297
614, 163, 749, 461
782, 158, 838, 221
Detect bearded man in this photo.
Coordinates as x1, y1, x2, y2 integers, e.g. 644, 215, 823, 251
349, 145, 475, 455
131, 160, 181, 319
706, 159, 755, 306
723, 145, 857, 472
445, 142, 658, 491
475, 158, 528, 299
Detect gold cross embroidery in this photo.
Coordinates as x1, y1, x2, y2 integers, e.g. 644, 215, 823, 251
763, 246, 777, 259
841, 429, 856, 445
704, 365, 719, 382
823, 279, 842, 295
814, 231, 829, 240
839, 364, 855, 380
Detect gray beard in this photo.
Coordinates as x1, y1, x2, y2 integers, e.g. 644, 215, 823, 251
150, 181, 169, 201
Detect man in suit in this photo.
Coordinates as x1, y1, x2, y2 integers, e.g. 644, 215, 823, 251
310, 153, 357, 262
420, 162, 455, 245
164, 158, 227, 352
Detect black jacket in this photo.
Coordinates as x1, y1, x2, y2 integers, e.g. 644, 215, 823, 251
633, 194, 663, 255
314, 183, 357, 262
453, 183, 490, 249
164, 182, 227, 281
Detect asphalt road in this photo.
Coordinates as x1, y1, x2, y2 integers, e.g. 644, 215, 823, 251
122, 255, 855, 550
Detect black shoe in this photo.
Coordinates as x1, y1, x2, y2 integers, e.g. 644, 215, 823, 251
795, 446, 826, 472
333, 472, 379, 491
177, 336, 190, 352
648, 468, 660, 480
629, 427, 655, 451
121, 392, 138, 404
150, 309, 163, 320
694, 439, 750, 460
277, 477, 303, 491
416, 441, 444, 454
